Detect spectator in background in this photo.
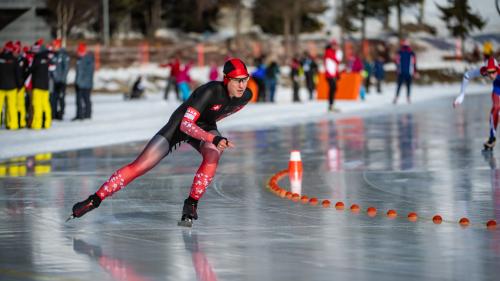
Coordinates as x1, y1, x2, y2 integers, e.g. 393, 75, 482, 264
163, 56, 180, 101
209, 62, 218, 81
14, 41, 28, 128
73, 42, 95, 121
301, 51, 318, 100
347, 52, 364, 100
22, 45, 35, 127
29, 39, 52, 129
177, 62, 192, 101
483, 41, 494, 60
393, 39, 417, 104
323, 40, 342, 112
362, 55, 373, 94
290, 57, 301, 103
127, 76, 145, 99
0, 41, 22, 130
265, 60, 280, 102
373, 55, 385, 94
251, 57, 267, 102
50, 38, 70, 120
347, 53, 363, 73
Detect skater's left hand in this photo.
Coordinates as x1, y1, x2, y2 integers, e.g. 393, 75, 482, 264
217, 139, 234, 151
213, 136, 235, 151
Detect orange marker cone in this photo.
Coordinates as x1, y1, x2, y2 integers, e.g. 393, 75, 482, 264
289, 150, 303, 180
289, 150, 303, 195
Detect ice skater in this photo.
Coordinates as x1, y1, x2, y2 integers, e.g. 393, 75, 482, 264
453, 57, 500, 151
393, 39, 417, 104
68, 58, 252, 227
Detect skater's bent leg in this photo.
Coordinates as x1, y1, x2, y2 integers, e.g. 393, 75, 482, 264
96, 135, 171, 199
188, 139, 222, 200
490, 94, 500, 139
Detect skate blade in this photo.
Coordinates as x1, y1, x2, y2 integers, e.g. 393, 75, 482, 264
177, 220, 193, 228
65, 215, 75, 222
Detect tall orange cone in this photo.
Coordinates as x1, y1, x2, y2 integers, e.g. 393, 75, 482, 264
289, 150, 303, 194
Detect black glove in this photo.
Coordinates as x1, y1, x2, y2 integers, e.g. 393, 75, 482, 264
212, 136, 228, 146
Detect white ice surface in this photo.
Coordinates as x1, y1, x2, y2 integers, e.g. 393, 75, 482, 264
0, 82, 492, 160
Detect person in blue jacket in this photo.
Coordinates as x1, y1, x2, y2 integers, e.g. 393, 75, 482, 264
72, 43, 95, 121
251, 57, 267, 102
393, 39, 417, 104
373, 55, 385, 94
50, 39, 70, 120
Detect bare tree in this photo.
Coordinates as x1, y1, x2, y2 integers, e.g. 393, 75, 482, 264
46, 0, 99, 46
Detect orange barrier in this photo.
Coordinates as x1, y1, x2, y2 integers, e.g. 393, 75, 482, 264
247, 78, 259, 103
316, 72, 362, 101
266, 169, 497, 230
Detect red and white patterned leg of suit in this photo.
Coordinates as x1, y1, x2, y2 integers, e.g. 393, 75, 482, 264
188, 137, 222, 200
490, 93, 500, 139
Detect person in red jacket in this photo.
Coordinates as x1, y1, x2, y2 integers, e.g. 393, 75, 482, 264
163, 56, 181, 101
68, 58, 253, 228
323, 40, 342, 112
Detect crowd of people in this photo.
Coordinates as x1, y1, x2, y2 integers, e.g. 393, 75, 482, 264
0, 39, 95, 130
1, 37, 429, 131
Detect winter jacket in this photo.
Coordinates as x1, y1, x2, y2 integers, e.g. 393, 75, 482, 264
30, 50, 51, 90
323, 47, 342, 79
0, 51, 22, 90
373, 59, 385, 80
395, 45, 416, 77
75, 53, 95, 89
51, 48, 70, 83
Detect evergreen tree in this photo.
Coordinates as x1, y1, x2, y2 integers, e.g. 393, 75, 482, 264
252, 0, 327, 58
437, 0, 486, 57
163, 0, 220, 33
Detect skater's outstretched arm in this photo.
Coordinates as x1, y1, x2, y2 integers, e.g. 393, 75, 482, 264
454, 68, 482, 107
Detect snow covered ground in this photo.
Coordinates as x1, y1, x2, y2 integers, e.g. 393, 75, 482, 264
0, 81, 491, 160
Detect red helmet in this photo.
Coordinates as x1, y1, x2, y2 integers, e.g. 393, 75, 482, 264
223, 58, 248, 85
485, 57, 498, 72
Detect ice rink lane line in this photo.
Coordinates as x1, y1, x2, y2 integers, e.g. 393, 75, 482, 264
267, 169, 498, 231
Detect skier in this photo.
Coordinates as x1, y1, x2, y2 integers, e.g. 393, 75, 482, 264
68, 58, 252, 227
453, 57, 500, 151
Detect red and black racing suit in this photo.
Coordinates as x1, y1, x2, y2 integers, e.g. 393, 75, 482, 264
95, 81, 252, 201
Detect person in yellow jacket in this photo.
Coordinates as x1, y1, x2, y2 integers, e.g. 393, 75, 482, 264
0, 41, 22, 130
28, 40, 52, 130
